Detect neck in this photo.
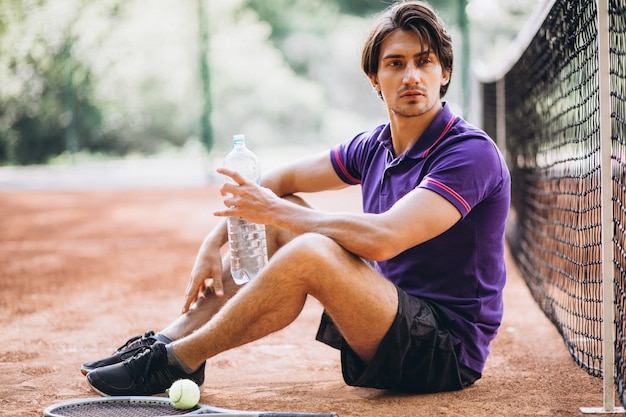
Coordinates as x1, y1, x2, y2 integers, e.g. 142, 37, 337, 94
388, 102, 442, 156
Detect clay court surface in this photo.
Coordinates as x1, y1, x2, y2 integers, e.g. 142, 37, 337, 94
0, 162, 609, 416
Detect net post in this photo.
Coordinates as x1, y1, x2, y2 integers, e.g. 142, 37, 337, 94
580, 0, 625, 413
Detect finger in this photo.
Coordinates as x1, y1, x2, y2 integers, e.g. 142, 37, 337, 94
206, 260, 225, 298
182, 292, 196, 314
212, 274, 224, 297
216, 167, 246, 185
220, 182, 237, 197
182, 276, 202, 313
182, 286, 198, 313
214, 199, 238, 216
213, 209, 229, 218
222, 194, 237, 208
198, 281, 207, 297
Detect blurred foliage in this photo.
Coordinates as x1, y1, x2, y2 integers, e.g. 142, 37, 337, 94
0, 1, 119, 164
0, 0, 538, 166
335, 0, 397, 16
0, 0, 195, 165
242, 0, 462, 76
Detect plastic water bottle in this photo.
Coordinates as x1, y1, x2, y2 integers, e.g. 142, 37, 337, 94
223, 134, 268, 285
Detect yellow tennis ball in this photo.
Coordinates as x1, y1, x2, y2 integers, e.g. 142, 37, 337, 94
167, 379, 200, 410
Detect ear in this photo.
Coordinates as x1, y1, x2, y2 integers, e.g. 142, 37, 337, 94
441, 70, 450, 87
369, 74, 380, 93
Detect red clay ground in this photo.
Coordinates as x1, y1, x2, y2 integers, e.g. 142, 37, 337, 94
0, 184, 609, 416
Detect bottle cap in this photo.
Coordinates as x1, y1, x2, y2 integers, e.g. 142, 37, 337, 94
232, 134, 245, 144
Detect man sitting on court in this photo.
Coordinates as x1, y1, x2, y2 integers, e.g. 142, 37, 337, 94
83, 0, 510, 395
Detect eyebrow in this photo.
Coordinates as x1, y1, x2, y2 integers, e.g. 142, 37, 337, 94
382, 50, 433, 61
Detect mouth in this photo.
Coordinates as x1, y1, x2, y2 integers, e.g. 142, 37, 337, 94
399, 89, 425, 99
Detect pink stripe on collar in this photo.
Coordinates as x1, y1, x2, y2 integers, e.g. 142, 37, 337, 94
421, 115, 457, 158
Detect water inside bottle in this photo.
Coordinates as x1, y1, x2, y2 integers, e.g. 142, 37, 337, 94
228, 216, 268, 285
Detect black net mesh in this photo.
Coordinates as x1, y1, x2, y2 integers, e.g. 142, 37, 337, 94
479, 0, 626, 406
505, 0, 603, 376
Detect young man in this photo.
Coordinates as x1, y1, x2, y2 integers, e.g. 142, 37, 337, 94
84, 0, 510, 395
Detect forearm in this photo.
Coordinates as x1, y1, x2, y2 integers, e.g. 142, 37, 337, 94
263, 188, 461, 262
266, 199, 392, 261
203, 218, 228, 249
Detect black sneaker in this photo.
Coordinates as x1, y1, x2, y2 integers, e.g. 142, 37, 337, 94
80, 330, 158, 375
86, 342, 205, 396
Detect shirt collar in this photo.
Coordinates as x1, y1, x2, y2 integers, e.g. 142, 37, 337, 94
377, 103, 457, 160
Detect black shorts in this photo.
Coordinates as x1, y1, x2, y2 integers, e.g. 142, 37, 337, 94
315, 286, 481, 393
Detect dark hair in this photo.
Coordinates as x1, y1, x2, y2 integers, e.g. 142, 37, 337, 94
361, 1, 454, 97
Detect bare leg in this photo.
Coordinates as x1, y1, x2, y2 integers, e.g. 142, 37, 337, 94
172, 232, 398, 370
159, 255, 238, 340
160, 197, 306, 341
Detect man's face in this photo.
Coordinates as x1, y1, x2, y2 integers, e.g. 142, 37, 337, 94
369, 29, 450, 119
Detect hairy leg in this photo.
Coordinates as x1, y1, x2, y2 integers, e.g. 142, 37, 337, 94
161, 196, 306, 341
172, 233, 398, 370
159, 255, 237, 340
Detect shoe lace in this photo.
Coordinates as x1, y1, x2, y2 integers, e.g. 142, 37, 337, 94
123, 344, 172, 390
116, 330, 155, 353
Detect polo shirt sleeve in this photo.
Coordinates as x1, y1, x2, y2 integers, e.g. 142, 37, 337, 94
418, 137, 506, 218
330, 130, 378, 186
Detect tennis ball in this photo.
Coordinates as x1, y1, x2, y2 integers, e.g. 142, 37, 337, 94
167, 379, 200, 410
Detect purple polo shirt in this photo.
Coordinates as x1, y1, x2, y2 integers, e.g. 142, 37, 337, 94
329, 103, 510, 373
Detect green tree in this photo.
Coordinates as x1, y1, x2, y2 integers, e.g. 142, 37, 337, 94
0, 0, 194, 165
0, 0, 121, 164
9, 37, 105, 164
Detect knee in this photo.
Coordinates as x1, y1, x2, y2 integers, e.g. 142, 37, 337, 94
265, 195, 314, 255
278, 233, 344, 267
295, 231, 336, 250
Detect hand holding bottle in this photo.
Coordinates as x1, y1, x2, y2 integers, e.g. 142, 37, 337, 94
216, 167, 276, 223
220, 135, 268, 285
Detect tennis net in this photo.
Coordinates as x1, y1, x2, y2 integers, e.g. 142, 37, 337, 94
478, 0, 626, 408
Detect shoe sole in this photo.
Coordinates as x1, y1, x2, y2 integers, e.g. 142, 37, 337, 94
87, 377, 170, 398
79, 364, 117, 375
88, 382, 203, 397
86, 372, 205, 397
88, 383, 114, 397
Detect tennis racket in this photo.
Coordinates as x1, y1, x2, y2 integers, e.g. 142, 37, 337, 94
43, 396, 338, 417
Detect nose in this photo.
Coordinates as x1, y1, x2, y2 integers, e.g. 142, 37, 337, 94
402, 63, 421, 85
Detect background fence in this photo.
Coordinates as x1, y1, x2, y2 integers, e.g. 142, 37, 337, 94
478, 0, 626, 409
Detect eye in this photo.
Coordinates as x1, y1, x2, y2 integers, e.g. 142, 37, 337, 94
418, 56, 432, 65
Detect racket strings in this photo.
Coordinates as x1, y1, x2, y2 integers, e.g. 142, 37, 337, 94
47, 401, 197, 417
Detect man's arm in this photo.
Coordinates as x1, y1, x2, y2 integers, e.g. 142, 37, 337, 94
217, 154, 461, 262
260, 151, 348, 197
269, 187, 461, 261
182, 219, 228, 312
183, 151, 345, 312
